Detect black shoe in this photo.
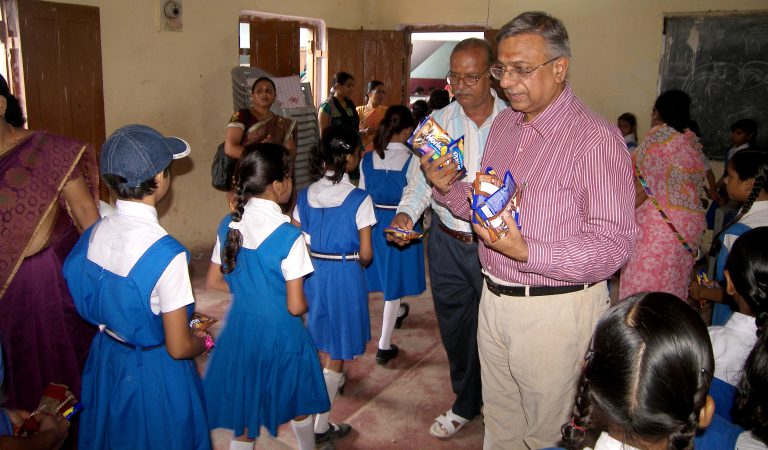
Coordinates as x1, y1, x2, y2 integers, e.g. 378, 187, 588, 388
376, 344, 399, 365
315, 423, 352, 444
394, 303, 410, 329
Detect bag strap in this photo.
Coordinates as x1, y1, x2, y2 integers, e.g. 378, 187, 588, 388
635, 162, 696, 259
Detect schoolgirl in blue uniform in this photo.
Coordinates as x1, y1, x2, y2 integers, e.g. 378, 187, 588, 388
293, 125, 376, 445
203, 143, 329, 450
359, 105, 426, 365
63, 125, 211, 450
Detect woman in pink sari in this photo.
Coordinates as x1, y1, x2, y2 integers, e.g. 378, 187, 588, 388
0, 76, 100, 410
620, 90, 707, 301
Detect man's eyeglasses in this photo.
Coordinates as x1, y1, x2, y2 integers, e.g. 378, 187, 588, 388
446, 68, 489, 87
489, 57, 560, 81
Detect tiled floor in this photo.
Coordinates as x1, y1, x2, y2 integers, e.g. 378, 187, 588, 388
188, 249, 484, 450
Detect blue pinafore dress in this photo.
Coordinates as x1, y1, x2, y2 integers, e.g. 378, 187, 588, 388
204, 219, 330, 438
361, 152, 426, 300
62, 225, 210, 450
297, 187, 371, 360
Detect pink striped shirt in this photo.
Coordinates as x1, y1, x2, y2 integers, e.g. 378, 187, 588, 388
434, 84, 637, 286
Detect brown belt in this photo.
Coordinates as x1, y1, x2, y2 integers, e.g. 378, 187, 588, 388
438, 223, 474, 244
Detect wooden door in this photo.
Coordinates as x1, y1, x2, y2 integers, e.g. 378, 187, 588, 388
17, 1, 105, 156
328, 29, 408, 106
248, 18, 300, 77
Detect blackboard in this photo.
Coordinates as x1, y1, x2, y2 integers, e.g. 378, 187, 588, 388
659, 12, 768, 159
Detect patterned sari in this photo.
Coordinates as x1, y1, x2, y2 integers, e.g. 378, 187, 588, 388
227, 109, 296, 147
0, 131, 98, 410
620, 125, 707, 300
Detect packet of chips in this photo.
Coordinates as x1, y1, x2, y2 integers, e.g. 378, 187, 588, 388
384, 227, 424, 241
408, 117, 466, 179
471, 168, 523, 242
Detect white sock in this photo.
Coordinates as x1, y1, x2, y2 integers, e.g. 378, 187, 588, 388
314, 368, 343, 434
379, 299, 401, 350
228, 440, 253, 450
291, 416, 315, 450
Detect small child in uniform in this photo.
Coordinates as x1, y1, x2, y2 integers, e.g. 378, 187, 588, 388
359, 105, 426, 364
62, 125, 211, 450
293, 124, 376, 445
203, 143, 329, 450
557, 292, 716, 450
690, 150, 768, 325
617, 112, 638, 151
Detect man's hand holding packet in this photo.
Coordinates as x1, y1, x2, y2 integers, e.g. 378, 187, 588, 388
409, 117, 466, 181
471, 168, 524, 243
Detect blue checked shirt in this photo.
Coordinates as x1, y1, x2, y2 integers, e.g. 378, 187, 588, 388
397, 89, 507, 232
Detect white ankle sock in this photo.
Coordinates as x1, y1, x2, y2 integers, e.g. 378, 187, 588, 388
228, 440, 253, 450
379, 299, 401, 350
314, 368, 343, 434
291, 416, 315, 450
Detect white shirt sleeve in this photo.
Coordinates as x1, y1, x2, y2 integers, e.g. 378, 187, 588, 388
154, 253, 195, 314
292, 205, 301, 224
356, 195, 377, 229
358, 159, 367, 190
211, 235, 222, 265
282, 236, 314, 281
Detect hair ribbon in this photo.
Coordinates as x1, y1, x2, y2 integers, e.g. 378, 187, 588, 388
228, 221, 243, 230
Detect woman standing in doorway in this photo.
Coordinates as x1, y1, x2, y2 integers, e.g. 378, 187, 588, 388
356, 80, 388, 152
318, 72, 359, 137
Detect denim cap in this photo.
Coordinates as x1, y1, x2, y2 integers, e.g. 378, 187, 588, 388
100, 124, 190, 187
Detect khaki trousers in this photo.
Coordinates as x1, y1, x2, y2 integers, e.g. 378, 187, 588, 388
478, 281, 609, 450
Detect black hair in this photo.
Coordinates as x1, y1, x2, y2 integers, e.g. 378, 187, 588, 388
102, 168, 168, 200
364, 80, 385, 103
412, 100, 430, 123
313, 125, 359, 184
251, 76, 276, 93
727, 227, 768, 445
727, 150, 768, 225
654, 90, 691, 134
222, 143, 292, 274
732, 119, 758, 144
373, 105, 415, 159
330, 72, 354, 96
618, 112, 637, 129
562, 292, 714, 450
0, 74, 26, 127
452, 37, 494, 68
428, 89, 450, 110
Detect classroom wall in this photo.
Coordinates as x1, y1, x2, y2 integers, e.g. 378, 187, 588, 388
49, 0, 367, 253
44, 0, 761, 251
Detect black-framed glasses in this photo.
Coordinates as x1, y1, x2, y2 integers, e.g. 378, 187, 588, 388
489, 56, 560, 81
446, 68, 489, 87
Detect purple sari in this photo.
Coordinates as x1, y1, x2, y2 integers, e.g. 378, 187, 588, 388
0, 131, 98, 410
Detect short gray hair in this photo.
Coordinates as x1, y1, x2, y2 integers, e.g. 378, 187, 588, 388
451, 38, 494, 67
497, 12, 571, 59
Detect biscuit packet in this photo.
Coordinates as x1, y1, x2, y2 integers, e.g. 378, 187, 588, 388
471, 168, 523, 242
408, 117, 466, 180
383, 227, 424, 241
189, 312, 217, 331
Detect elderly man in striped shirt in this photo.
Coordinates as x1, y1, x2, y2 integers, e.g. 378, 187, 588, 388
425, 12, 637, 450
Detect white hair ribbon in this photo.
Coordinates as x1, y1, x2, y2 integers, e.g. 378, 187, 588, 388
228, 221, 243, 230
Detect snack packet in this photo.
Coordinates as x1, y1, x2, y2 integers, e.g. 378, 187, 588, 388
16, 383, 78, 436
409, 117, 466, 179
189, 312, 217, 331
696, 269, 717, 288
471, 168, 523, 242
384, 227, 424, 241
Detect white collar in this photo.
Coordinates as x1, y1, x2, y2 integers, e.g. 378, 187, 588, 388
592, 432, 642, 450
244, 197, 283, 215
114, 199, 158, 222
321, 171, 352, 186
724, 311, 758, 335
